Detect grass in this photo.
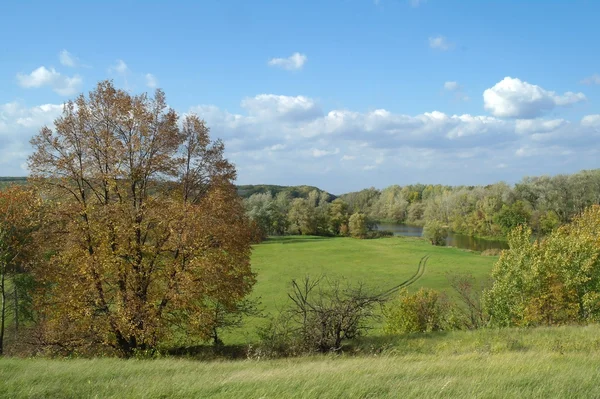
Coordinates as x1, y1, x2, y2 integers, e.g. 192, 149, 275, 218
227, 235, 496, 343
3, 325, 600, 398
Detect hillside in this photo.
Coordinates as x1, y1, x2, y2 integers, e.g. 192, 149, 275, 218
236, 184, 336, 200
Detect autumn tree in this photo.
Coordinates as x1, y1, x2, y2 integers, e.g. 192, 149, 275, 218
0, 186, 39, 356
28, 80, 255, 356
484, 205, 600, 327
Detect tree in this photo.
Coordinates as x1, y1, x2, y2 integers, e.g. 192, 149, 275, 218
28, 81, 256, 356
484, 205, 600, 327
384, 288, 450, 333
328, 199, 349, 236
287, 198, 317, 235
348, 212, 367, 238
0, 186, 38, 356
422, 220, 447, 246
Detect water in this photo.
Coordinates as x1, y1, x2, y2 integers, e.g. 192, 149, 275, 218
376, 223, 509, 252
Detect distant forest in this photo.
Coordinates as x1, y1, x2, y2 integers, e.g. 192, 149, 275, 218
3, 169, 600, 239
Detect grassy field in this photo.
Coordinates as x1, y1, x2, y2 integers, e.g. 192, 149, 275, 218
228, 235, 496, 343
3, 325, 600, 398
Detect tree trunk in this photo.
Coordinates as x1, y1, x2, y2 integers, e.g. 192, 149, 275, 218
13, 280, 18, 334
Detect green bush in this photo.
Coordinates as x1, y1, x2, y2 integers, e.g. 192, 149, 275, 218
422, 220, 447, 246
384, 288, 450, 333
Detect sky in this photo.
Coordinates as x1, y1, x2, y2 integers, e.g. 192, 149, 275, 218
1, 0, 599, 194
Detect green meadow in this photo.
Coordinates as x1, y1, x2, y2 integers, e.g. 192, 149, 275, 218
228, 235, 496, 342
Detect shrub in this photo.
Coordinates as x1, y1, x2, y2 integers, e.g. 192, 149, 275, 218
481, 248, 502, 256
384, 288, 450, 333
365, 230, 394, 239
256, 276, 384, 355
422, 220, 447, 246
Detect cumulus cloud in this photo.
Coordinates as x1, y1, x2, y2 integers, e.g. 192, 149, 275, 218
0, 102, 64, 175
109, 59, 129, 75
3, 90, 599, 192
59, 50, 79, 67
581, 74, 600, 85
241, 94, 322, 121
267, 53, 307, 70
429, 36, 454, 51
145, 73, 158, 88
483, 77, 586, 118
16, 66, 82, 96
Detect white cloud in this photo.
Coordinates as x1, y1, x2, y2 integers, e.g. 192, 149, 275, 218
16, 66, 82, 96
3, 90, 598, 192
429, 36, 454, 51
241, 94, 322, 121
110, 59, 129, 75
145, 73, 158, 88
0, 102, 64, 175
267, 52, 307, 70
444, 81, 461, 91
582, 115, 600, 128
312, 148, 339, 158
483, 77, 586, 118
581, 74, 600, 85
59, 50, 78, 67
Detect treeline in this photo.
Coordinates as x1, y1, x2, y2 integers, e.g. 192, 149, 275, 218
338, 169, 600, 238
244, 190, 390, 239
243, 169, 600, 240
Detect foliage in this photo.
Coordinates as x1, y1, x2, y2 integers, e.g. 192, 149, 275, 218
422, 220, 447, 246
0, 186, 39, 356
484, 205, 600, 327
384, 288, 450, 333
28, 81, 256, 357
348, 212, 368, 238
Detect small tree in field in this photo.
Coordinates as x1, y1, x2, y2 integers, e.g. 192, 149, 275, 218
28, 81, 256, 356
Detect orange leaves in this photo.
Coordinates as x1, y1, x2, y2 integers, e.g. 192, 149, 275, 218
27, 80, 255, 356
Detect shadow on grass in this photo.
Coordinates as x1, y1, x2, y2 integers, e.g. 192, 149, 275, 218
260, 236, 335, 245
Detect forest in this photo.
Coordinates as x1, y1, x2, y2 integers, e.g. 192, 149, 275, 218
242, 169, 600, 241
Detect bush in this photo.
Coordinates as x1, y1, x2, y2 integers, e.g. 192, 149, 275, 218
481, 248, 502, 256
384, 288, 450, 333
365, 230, 394, 239
422, 220, 447, 246
256, 276, 384, 356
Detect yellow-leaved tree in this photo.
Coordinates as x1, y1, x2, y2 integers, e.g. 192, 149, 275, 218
29, 80, 255, 356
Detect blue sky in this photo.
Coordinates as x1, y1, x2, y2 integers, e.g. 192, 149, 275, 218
1, 0, 599, 194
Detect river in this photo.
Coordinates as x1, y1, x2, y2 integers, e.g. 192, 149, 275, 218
375, 223, 509, 252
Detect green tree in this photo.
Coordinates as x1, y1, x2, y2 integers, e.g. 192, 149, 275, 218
422, 220, 447, 246
484, 205, 600, 327
329, 199, 349, 236
348, 212, 368, 238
